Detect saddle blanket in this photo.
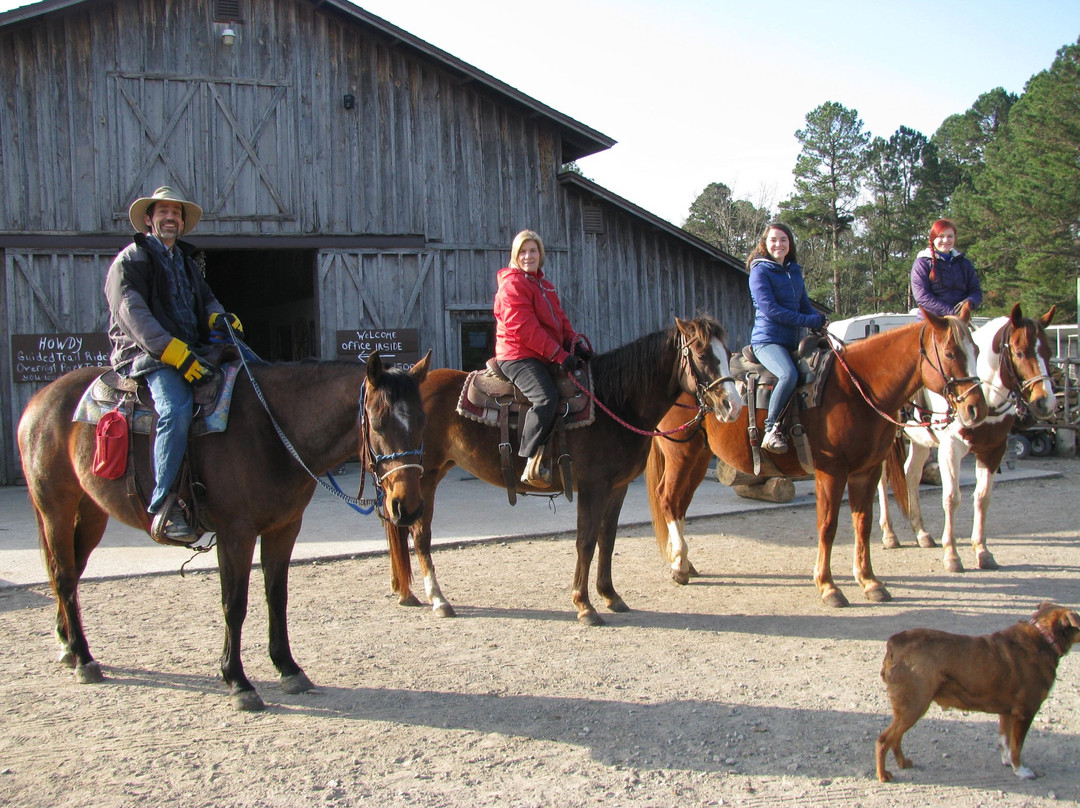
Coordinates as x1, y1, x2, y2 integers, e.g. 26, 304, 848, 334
72, 361, 242, 437
456, 365, 595, 431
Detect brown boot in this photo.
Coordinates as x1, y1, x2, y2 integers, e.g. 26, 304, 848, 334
520, 451, 552, 488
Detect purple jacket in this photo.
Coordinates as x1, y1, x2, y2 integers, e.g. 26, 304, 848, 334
910, 248, 982, 318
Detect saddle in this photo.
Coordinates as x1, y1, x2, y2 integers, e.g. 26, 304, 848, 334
457, 358, 595, 505
729, 334, 835, 476
73, 362, 243, 546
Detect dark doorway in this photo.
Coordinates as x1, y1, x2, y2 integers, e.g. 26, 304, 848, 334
203, 249, 317, 361
460, 320, 495, 371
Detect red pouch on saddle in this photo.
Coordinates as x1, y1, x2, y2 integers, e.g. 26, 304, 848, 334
92, 408, 129, 479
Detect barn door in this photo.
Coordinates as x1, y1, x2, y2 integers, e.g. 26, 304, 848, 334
317, 250, 442, 363
108, 73, 296, 227
2, 249, 115, 483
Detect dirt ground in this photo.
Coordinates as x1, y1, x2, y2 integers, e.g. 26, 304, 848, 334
2, 457, 1079, 808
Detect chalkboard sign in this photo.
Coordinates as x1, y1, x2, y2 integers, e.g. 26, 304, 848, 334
336, 328, 420, 367
13, 333, 111, 383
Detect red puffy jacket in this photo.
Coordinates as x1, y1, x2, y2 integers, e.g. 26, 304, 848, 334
494, 266, 578, 363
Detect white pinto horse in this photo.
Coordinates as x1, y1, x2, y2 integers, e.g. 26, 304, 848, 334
878, 304, 1057, 572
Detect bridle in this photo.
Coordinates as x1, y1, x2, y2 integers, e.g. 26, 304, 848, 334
918, 323, 981, 417
993, 322, 1055, 420
356, 380, 424, 520
679, 331, 736, 413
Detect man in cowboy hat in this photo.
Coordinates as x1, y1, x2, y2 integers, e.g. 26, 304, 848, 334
105, 186, 243, 544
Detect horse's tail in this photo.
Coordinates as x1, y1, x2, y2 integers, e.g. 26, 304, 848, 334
884, 435, 910, 519
385, 522, 413, 597
645, 438, 670, 560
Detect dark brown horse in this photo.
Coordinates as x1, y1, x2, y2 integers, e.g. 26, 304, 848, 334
878, 304, 1057, 571
17, 351, 430, 711
386, 317, 744, 626
645, 308, 988, 607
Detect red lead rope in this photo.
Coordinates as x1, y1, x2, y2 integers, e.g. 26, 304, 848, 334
567, 372, 704, 438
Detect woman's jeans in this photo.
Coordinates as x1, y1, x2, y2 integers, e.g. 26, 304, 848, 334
143, 367, 194, 514
752, 342, 798, 431
496, 357, 558, 458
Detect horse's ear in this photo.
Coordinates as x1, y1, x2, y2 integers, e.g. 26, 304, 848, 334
955, 300, 972, 323
1040, 305, 1056, 328
366, 351, 385, 384
1010, 302, 1023, 327
674, 317, 690, 338
922, 308, 947, 329
409, 349, 433, 383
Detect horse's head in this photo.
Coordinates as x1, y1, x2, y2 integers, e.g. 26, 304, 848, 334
361, 349, 431, 526
920, 306, 987, 428
674, 316, 744, 423
993, 303, 1059, 421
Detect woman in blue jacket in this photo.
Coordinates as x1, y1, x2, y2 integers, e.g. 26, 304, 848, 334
748, 222, 826, 453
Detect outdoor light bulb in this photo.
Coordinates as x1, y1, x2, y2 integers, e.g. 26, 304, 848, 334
221, 27, 236, 46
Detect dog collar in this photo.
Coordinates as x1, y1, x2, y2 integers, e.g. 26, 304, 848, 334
1031, 617, 1063, 656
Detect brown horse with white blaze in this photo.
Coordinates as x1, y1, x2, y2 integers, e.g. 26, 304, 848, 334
17, 351, 429, 711
385, 316, 744, 625
646, 306, 988, 607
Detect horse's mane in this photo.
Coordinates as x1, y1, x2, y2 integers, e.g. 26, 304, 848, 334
591, 316, 725, 410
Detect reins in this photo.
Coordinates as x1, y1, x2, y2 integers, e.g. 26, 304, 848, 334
565, 332, 732, 438
228, 321, 384, 516
823, 325, 979, 428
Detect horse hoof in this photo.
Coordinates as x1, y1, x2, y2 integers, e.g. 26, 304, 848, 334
917, 533, 937, 548
865, 586, 892, 603
578, 610, 606, 627
75, 661, 103, 684
280, 671, 315, 694
944, 557, 965, 573
671, 569, 690, 586
881, 535, 901, 550
58, 650, 76, 669
821, 591, 849, 608
231, 690, 266, 712
398, 594, 423, 607
977, 551, 999, 570
607, 597, 630, 613
433, 603, 456, 618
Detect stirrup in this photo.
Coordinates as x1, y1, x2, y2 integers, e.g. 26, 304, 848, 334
520, 452, 552, 488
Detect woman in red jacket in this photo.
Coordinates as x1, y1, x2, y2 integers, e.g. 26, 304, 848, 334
494, 229, 591, 487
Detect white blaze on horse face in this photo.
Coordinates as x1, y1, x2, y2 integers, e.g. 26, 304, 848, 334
391, 400, 414, 434
709, 337, 744, 422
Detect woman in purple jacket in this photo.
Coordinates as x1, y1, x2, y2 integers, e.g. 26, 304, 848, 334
910, 218, 982, 318
748, 222, 826, 454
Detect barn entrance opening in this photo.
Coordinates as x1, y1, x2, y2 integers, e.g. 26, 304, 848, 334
203, 249, 317, 361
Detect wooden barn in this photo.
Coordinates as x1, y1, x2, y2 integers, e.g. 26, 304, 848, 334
0, 0, 751, 484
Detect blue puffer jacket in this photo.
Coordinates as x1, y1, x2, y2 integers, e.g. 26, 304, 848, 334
749, 258, 825, 350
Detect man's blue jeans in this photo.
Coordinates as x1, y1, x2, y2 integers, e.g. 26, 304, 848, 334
752, 342, 798, 431
143, 367, 194, 514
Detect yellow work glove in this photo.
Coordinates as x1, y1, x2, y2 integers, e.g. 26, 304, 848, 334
160, 338, 213, 383
209, 311, 244, 337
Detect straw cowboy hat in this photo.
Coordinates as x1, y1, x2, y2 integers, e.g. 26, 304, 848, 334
128, 186, 203, 235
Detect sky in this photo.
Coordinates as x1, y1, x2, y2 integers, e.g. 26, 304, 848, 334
2, 0, 1078, 226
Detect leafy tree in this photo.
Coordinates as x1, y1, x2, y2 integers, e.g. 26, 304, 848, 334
682, 182, 772, 259
781, 102, 870, 314
957, 39, 1080, 319
856, 127, 935, 313
931, 88, 1016, 204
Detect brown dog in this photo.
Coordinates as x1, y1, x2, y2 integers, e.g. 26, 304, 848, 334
876, 601, 1080, 783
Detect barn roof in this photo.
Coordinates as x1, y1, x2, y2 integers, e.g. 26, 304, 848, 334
558, 172, 746, 275
0, 0, 616, 162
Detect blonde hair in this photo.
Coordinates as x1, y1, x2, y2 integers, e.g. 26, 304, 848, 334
509, 230, 546, 270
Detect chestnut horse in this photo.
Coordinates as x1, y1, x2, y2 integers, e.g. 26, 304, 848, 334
17, 351, 430, 711
645, 308, 988, 607
878, 304, 1057, 571
385, 316, 744, 626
